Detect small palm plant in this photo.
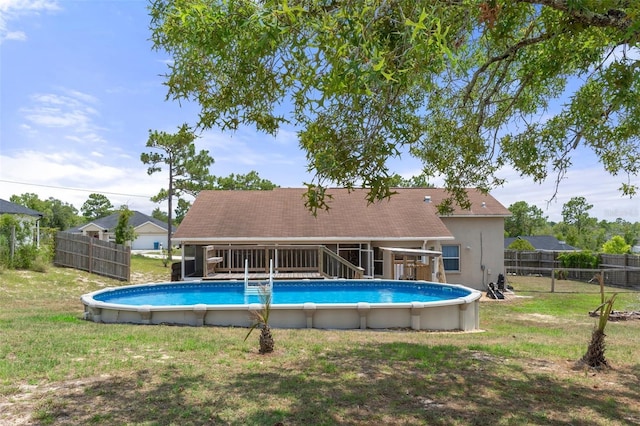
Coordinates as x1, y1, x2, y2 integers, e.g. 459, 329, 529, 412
581, 292, 618, 368
580, 273, 617, 369
244, 283, 274, 354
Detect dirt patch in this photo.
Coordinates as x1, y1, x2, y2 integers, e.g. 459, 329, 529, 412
1, 376, 113, 425
515, 313, 557, 323
480, 290, 518, 302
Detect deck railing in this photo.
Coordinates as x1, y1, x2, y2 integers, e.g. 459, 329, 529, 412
320, 246, 365, 279
203, 245, 363, 279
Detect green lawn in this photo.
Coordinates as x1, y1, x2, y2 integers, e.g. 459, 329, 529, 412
1, 257, 639, 425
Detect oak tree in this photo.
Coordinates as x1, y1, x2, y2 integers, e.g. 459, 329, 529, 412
149, 1, 640, 213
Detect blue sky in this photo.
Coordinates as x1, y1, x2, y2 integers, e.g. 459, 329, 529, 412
1, 0, 638, 223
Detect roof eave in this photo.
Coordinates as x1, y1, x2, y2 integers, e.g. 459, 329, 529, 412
440, 214, 510, 218
173, 236, 455, 243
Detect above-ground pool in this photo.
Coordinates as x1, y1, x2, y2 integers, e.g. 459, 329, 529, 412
81, 280, 482, 331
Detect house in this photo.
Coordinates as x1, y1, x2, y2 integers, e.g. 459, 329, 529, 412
504, 236, 576, 251
172, 188, 510, 290
66, 211, 175, 250
0, 198, 44, 247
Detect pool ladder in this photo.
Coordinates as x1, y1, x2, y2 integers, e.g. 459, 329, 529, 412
244, 259, 273, 295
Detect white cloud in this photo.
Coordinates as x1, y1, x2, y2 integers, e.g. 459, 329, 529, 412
20, 89, 107, 145
493, 164, 640, 222
61, 88, 98, 105
24, 107, 92, 128
272, 127, 299, 146
0, 150, 165, 213
205, 146, 306, 186
386, 150, 640, 222
0, 0, 59, 43
0, 0, 59, 12
199, 129, 307, 177
4, 29, 25, 40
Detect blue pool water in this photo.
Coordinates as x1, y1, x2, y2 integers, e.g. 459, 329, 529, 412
93, 280, 471, 306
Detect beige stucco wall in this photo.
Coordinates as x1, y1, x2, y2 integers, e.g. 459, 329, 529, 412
135, 222, 166, 235
434, 216, 505, 290
80, 224, 107, 241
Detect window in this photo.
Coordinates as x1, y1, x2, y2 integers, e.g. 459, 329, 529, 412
441, 245, 460, 271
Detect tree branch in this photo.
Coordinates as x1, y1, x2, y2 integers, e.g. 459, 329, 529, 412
463, 31, 555, 104
517, 0, 634, 33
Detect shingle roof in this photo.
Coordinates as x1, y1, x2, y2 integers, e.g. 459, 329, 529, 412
173, 188, 509, 241
67, 211, 174, 233
504, 236, 576, 251
0, 199, 43, 217
417, 188, 511, 217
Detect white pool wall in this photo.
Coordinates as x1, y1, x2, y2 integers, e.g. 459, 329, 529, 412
82, 281, 482, 331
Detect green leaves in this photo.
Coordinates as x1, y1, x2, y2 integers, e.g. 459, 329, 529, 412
114, 206, 136, 245
141, 123, 215, 256
80, 193, 114, 221
150, 0, 640, 211
601, 235, 631, 254
141, 123, 215, 200
214, 171, 277, 190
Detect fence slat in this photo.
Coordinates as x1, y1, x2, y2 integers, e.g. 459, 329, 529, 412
54, 232, 130, 281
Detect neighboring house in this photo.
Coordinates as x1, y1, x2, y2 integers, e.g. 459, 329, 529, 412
0, 198, 44, 247
504, 236, 576, 251
172, 188, 511, 290
66, 211, 175, 250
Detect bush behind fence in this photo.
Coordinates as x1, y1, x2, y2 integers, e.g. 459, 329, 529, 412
504, 250, 640, 290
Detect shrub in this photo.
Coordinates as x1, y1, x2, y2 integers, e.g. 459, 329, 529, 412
0, 215, 54, 271
30, 257, 49, 273
12, 244, 39, 269
601, 236, 631, 254
558, 251, 599, 269
507, 238, 535, 251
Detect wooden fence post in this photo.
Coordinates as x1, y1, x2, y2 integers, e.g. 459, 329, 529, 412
126, 245, 131, 282
88, 237, 93, 274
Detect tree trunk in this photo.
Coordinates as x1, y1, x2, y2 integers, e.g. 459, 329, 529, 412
259, 325, 274, 354
581, 328, 607, 368
167, 156, 173, 261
